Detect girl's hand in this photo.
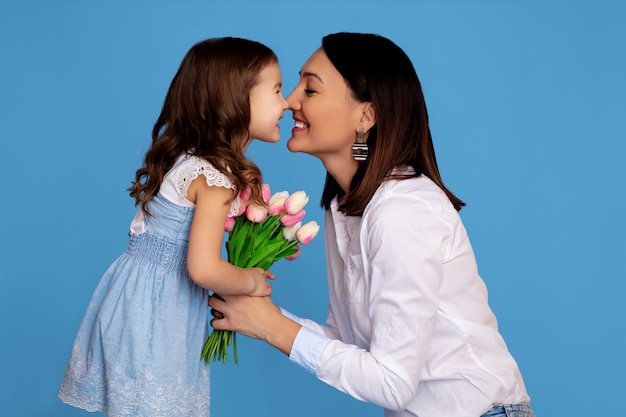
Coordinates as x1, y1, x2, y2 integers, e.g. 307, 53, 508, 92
247, 268, 275, 297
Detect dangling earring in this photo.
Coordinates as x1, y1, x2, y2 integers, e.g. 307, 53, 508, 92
352, 128, 368, 161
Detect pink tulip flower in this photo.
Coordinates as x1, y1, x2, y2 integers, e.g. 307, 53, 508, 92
286, 245, 301, 261
282, 221, 301, 241
235, 186, 252, 216
268, 191, 289, 216
296, 221, 320, 245
262, 183, 271, 203
246, 204, 268, 223
283, 191, 309, 215
280, 209, 306, 227
239, 186, 252, 204
224, 216, 235, 232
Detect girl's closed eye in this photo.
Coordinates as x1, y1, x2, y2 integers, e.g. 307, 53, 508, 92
304, 88, 317, 95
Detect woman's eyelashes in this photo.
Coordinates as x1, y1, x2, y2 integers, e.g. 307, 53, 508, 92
304, 88, 317, 95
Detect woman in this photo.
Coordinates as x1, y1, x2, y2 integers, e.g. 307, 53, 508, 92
209, 32, 535, 417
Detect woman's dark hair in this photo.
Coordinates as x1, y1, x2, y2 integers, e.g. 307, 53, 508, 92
129, 37, 277, 214
320, 32, 464, 215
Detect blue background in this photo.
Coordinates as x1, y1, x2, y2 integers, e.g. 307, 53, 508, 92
1, 1, 625, 416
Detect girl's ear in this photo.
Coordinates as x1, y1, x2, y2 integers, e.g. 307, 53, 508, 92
360, 102, 377, 132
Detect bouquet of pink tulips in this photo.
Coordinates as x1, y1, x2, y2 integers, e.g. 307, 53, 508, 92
201, 184, 320, 364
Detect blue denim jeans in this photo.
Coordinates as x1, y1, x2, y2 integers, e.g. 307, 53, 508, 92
481, 403, 536, 417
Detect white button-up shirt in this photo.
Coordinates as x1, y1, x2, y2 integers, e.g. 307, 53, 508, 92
286, 173, 530, 417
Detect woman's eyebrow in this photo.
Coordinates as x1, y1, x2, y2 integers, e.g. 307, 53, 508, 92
299, 71, 324, 84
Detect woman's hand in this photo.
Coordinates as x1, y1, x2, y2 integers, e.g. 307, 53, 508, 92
208, 294, 281, 340
208, 293, 301, 356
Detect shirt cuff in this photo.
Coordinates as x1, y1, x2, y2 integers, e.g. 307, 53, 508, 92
289, 326, 330, 375
279, 307, 302, 324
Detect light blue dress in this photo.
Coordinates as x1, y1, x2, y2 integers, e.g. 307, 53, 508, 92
59, 155, 236, 416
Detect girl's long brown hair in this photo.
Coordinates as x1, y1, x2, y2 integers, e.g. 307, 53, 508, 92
320, 33, 465, 216
129, 37, 277, 214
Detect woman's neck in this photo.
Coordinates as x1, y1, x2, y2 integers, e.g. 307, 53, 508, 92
321, 155, 359, 194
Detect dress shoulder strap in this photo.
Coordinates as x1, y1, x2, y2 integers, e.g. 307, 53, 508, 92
173, 155, 240, 216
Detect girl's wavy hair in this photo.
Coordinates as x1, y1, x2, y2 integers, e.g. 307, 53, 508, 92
320, 32, 465, 215
129, 37, 277, 215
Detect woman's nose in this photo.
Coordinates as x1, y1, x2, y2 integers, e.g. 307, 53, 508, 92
285, 88, 300, 110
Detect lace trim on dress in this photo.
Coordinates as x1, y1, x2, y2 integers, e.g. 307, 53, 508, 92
176, 156, 240, 217
58, 342, 210, 416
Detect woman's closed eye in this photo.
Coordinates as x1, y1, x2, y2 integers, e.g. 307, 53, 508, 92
304, 88, 317, 96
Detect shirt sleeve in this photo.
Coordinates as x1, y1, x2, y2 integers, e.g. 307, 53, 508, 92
289, 327, 330, 374
279, 307, 345, 375
313, 195, 451, 411
280, 307, 339, 347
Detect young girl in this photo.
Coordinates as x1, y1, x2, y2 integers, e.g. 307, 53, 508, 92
59, 37, 288, 416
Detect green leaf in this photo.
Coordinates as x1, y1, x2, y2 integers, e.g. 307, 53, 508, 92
245, 240, 285, 268
231, 220, 252, 265
274, 239, 298, 256
275, 247, 299, 261
237, 223, 257, 266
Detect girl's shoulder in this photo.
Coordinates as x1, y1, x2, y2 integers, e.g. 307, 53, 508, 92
162, 154, 235, 202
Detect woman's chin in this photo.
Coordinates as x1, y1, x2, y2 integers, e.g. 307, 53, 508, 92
286, 137, 306, 153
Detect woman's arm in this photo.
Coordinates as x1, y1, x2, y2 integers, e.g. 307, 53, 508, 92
211, 195, 449, 411
209, 188, 452, 411
186, 176, 272, 296
280, 307, 340, 340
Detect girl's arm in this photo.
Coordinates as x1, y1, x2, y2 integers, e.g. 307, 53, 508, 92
186, 176, 272, 296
